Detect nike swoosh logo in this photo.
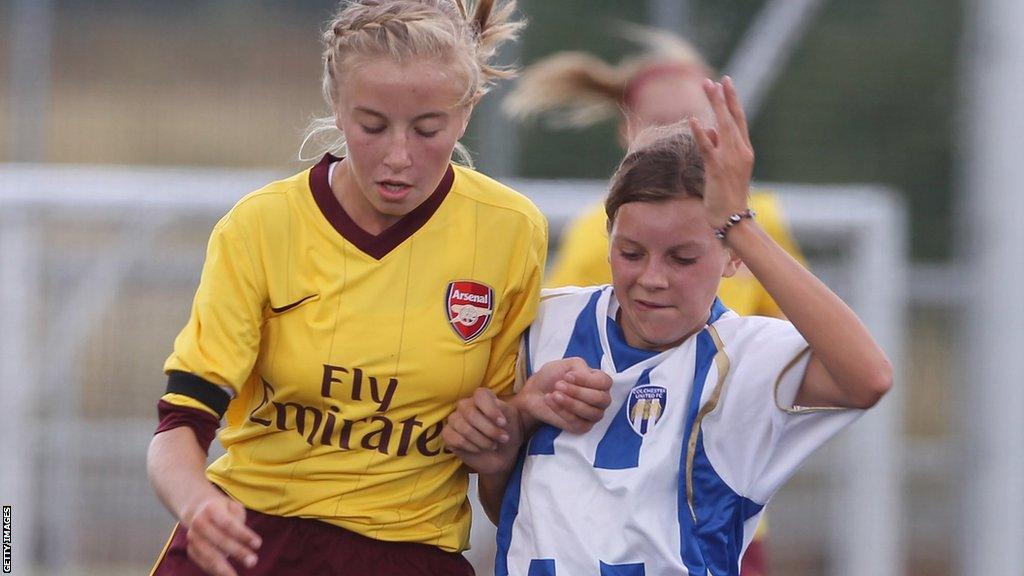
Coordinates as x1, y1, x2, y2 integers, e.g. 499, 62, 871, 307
270, 294, 318, 314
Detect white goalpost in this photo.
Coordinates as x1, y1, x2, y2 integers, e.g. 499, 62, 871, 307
0, 165, 904, 575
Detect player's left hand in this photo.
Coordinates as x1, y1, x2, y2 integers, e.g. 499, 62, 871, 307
689, 76, 755, 229
516, 357, 613, 434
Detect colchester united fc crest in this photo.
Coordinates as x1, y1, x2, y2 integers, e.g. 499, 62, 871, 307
627, 385, 668, 435
445, 280, 494, 342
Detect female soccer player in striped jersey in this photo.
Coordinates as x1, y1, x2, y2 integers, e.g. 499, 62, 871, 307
443, 78, 892, 576
504, 28, 807, 573
146, 2, 609, 575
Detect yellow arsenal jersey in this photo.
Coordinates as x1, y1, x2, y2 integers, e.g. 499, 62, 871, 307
163, 154, 548, 552
546, 192, 803, 317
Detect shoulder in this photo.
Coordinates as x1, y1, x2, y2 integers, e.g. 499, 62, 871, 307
215, 168, 311, 234
566, 202, 608, 234
557, 203, 608, 255
532, 286, 606, 334
450, 165, 547, 231
711, 315, 803, 358
707, 316, 811, 407
526, 286, 606, 364
539, 285, 605, 309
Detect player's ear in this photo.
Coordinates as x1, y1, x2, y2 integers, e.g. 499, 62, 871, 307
720, 248, 742, 278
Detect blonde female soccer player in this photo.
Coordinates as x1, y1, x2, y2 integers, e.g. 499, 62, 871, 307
146, 2, 609, 575
443, 78, 892, 576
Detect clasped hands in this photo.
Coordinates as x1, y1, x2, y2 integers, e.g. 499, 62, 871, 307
441, 357, 613, 474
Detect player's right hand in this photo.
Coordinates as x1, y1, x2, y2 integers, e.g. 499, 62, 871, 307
443, 388, 524, 475
181, 493, 262, 576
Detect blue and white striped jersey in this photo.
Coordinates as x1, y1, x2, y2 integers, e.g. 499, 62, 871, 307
497, 286, 861, 576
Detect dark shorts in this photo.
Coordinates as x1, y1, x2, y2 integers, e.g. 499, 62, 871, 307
150, 508, 475, 576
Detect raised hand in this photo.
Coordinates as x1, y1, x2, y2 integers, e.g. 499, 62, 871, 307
688, 76, 755, 229
516, 357, 613, 434
181, 493, 262, 576
442, 388, 524, 475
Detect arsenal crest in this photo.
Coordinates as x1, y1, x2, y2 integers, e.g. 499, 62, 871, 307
627, 385, 668, 435
445, 280, 494, 342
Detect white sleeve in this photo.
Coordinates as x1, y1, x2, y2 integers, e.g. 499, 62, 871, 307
748, 342, 862, 503
704, 318, 862, 504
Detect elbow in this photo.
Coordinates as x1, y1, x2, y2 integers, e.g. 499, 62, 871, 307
856, 358, 894, 409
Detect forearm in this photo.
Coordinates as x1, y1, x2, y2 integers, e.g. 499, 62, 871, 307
478, 469, 513, 526
147, 426, 221, 525
725, 221, 892, 404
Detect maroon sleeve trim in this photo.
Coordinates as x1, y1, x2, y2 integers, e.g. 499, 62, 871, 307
155, 399, 220, 454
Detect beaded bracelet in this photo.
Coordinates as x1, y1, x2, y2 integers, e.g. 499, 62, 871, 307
713, 209, 757, 240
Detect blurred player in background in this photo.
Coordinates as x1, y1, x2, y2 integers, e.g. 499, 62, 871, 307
445, 79, 892, 576
506, 26, 803, 319
504, 27, 806, 573
144, 2, 604, 575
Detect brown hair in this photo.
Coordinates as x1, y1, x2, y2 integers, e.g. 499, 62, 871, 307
605, 123, 705, 230
504, 24, 711, 128
301, 0, 525, 164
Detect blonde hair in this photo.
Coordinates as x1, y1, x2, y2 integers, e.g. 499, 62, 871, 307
504, 24, 710, 129
301, 0, 524, 164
